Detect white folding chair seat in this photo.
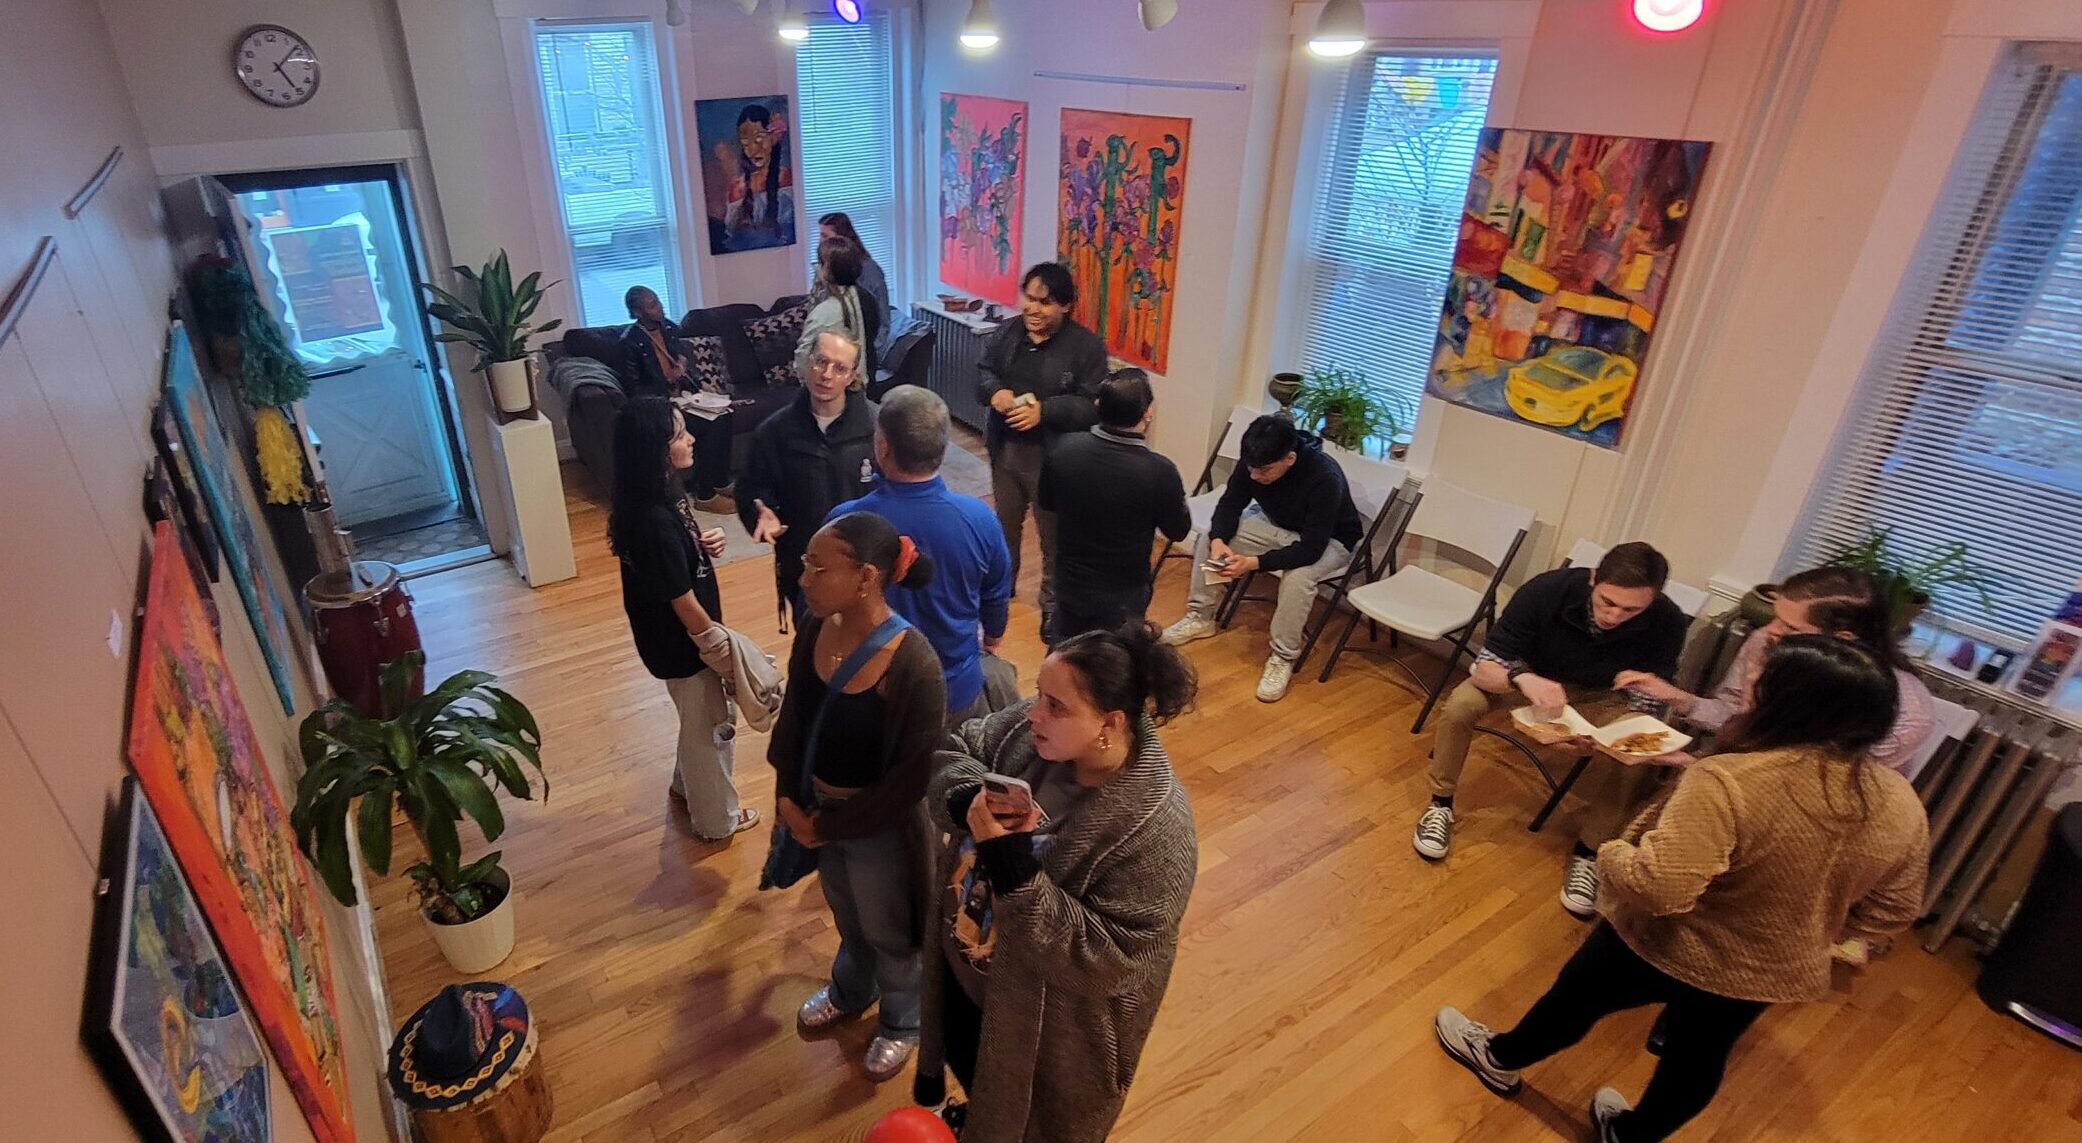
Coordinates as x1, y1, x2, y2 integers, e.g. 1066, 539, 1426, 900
1343, 568, 1485, 641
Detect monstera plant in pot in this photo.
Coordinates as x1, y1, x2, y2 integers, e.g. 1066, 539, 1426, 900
291, 651, 546, 973
422, 250, 562, 418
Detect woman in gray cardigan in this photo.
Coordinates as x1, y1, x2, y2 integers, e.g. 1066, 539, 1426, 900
917, 621, 1199, 1142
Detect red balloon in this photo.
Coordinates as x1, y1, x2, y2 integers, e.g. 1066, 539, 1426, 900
864, 1106, 957, 1143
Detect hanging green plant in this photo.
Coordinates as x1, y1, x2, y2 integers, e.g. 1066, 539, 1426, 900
187, 255, 312, 407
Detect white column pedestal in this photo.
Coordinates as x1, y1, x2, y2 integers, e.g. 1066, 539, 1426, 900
485, 413, 576, 587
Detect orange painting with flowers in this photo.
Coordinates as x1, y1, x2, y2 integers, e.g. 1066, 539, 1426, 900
1057, 108, 1190, 373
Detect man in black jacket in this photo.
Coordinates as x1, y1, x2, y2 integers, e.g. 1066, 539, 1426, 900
1163, 415, 1361, 703
736, 328, 878, 624
1039, 369, 1190, 642
975, 262, 1107, 639
618, 285, 735, 512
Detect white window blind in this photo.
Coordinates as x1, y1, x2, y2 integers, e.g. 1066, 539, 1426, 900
533, 22, 683, 325
1293, 53, 1497, 426
1793, 44, 2082, 643
796, 14, 900, 302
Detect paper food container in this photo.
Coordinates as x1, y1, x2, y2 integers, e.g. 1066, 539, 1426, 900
1591, 714, 1693, 762
1511, 704, 1598, 744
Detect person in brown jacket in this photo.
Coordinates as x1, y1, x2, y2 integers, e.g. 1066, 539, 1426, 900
1434, 635, 1929, 1143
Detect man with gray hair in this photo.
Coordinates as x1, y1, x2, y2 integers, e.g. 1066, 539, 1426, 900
826, 385, 1012, 720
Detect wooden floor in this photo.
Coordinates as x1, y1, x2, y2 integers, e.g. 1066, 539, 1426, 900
371, 453, 2082, 1143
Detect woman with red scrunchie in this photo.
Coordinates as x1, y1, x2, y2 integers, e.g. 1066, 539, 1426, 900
767, 511, 947, 1082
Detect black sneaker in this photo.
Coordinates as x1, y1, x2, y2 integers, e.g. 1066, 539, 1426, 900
938, 1100, 968, 1137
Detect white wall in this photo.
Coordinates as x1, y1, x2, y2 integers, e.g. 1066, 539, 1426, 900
0, 2, 395, 1140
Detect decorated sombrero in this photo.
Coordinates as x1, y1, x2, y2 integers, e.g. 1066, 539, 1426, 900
386, 982, 531, 1110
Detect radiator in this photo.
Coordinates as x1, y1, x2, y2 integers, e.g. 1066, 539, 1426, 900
913, 302, 994, 431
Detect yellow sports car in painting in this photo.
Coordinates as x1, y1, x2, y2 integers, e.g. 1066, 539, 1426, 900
1504, 346, 1638, 430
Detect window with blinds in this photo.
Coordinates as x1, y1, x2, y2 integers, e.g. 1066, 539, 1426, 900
533, 22, 683, 325
1292, 53, 1497, 429
796, 15, 900, 304
1792, 44, 2082, 644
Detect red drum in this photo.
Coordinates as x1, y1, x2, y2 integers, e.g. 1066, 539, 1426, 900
307, 561, 424, 716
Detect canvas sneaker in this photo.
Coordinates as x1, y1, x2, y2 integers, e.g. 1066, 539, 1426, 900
1412, 803, 1455, 860
1561, 854, 1600, 918
1434, 1006, 1523, 1096
1256, 655, 1296, 702
1591, 1087, 1632, 1142
1162, 613, 1219, 646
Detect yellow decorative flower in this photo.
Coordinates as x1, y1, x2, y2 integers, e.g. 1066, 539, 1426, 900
254, 405, 311, 505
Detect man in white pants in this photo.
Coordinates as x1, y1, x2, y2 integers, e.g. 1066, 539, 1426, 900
1163, 415, 1362, 702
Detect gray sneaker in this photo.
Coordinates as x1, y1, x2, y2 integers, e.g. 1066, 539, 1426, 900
1412, 803, 1455, 860
1434, 1006, 1523, 1096
1162, 613, 1218, 646
1591, 1086, 1631, 1142
863, 1034, 917, 1082
1561, 854, 1600, 918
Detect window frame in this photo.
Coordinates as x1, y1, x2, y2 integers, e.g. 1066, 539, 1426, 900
792, 9, 909, 314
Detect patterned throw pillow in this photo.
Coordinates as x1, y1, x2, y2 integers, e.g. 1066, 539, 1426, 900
764, 362, 796, 388
741, 301, 810, 370
683, 335, 730, 395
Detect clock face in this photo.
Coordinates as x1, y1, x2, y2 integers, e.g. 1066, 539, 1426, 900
233, 25, 319, 108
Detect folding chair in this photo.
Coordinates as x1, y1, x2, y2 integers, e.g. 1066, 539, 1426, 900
1152, 404, 1263, 585
1211, 450, 1414, 671
1313, 480, 1536, 732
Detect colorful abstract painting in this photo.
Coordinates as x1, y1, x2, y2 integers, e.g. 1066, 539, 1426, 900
696, 94, 797, 254
1057, 109, 1191, 373
129, 521, 353, 1143
87, 778, 273, 1143
163, 323, 299, 712
1429, 129, 1711, 447
938, 93, 1027, 304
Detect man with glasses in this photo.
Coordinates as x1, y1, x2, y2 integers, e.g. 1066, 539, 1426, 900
736, 328, 879, 624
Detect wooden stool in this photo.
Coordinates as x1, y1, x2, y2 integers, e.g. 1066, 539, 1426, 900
407, 1020, 551, 1143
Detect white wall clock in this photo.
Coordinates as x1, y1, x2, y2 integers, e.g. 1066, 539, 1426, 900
232, 24, 320, 108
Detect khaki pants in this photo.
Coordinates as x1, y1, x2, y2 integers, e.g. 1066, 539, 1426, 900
1426, 679, 1666, 847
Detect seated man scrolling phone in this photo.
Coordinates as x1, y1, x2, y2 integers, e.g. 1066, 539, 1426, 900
1415, 542, 1690, 918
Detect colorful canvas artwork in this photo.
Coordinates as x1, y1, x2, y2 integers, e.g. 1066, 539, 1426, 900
696, 94, 797, 254
1056, 108, 1191, 373
1428, 129, 1712, 447
939, 93, 1028, 305
87, 778, 273, 1143
129, 521, 353, 1143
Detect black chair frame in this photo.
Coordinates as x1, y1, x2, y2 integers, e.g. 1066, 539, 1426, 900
1211, 484, 1418, 673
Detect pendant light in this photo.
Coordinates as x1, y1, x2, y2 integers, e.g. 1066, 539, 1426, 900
1307, 0, 1366, 58
834, 0, 863, 22
960, 0, 1000, 51
778, 0, 809, 41
1139, 0, 1178, 31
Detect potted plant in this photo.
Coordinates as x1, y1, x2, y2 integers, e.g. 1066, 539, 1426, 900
291, 651, 546, 973
1821, 524, 1996, 636
1292, 366, 1414, 456
421, 250, 563, 418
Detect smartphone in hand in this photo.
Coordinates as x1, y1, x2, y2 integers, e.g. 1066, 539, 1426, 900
981, 774, 1035, 821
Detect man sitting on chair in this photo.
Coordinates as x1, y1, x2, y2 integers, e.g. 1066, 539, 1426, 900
1412, 541, 1690, 917
1162, 414, 1361, 704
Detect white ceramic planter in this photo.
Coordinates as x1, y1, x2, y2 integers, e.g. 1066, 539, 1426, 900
423, 870, 515, 974
488, 358, 534, 414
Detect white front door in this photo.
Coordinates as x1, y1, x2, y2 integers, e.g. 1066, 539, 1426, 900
233, 176, 461, 528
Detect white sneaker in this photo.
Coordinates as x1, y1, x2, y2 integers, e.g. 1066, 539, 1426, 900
1561, 854, 1600, 918
1255, 655, 1295, 702
1591, 1086, 1631, 1142
1412, 803, 1455, 860
1434, 1006, 1523, 1096
1162, 613, 1218, 646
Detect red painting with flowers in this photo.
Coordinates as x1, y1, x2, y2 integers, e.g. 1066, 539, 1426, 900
1056, 109, 1190, 373
939, 93, 1028, 305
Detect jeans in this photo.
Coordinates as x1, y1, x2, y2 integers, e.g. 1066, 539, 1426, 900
1488, 923, 1768, 1143
665, 671, 739, 838
991, 438, 1058, 628
1427, 682, 1663, 846
818, 822, 922, 1038
1185, 509, 1350, 661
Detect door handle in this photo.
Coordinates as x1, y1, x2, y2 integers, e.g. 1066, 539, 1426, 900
308, 363, 367, 381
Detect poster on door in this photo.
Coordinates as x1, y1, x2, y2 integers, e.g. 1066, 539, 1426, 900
268, 223, 383, 343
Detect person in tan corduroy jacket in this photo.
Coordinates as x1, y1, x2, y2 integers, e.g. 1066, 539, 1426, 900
1434, 635, 1929, 1143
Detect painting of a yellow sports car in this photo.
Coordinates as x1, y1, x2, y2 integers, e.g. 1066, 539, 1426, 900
1505, 346, 1637, 430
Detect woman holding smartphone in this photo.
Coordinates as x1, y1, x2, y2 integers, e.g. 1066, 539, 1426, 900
916, 622, 1199, 1142
768, 511, 946, 1081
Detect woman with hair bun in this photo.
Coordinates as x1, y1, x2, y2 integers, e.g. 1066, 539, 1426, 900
915, 621, 1200, 1142
770, 511, 946, 1082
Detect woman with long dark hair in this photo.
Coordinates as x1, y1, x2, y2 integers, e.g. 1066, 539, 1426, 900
724, 102, 793, 243
770, 511, 945, 1081
608, 397, 759, 840
797, 235, 879, 380
915, 621, 1199, 1142
1436, 636, 1929, 1143
819, 211, 892, 361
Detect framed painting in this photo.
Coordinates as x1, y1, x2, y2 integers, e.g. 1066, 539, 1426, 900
143, 459, 219, 634
696, 94, 797, 254
1056, 108, 1190, 373
939, 93, 1028, 304
1428, 129, 1712, 448
86, 777, 273, 1143
150, 399, 220, 583
129, 520, 353, 1143
162, 322, 299, 713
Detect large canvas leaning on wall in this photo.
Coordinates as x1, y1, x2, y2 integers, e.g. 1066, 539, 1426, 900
696, 94, 797, 254
1057, 108, 1191, 374
129, 520, 354, 1143
1428, 129, 1711, 448
939, 93, 1028, 305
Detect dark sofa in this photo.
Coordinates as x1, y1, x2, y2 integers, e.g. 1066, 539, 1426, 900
547, 294, 808, 488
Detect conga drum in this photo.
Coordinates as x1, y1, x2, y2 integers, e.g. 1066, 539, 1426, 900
305, 560, 423, 715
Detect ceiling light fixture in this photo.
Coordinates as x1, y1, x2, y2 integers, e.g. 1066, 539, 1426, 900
959, 0, 1000, 51
834, 0, 863, 24
778, 0, 809, 41
1307, 0, 1366, 58
1138, 0, 1178, 31
1632, 0, 1705, 34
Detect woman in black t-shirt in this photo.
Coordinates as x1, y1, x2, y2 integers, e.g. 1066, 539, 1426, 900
608, 397, 759, 840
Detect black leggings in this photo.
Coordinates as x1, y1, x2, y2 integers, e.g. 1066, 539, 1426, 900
1488, 923, 1768, 1143
941, 959, 985, 1093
